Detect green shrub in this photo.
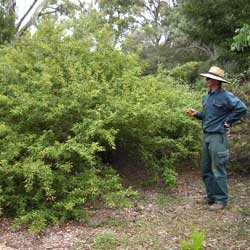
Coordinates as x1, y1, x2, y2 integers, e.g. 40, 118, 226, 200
0, 20, 201, 232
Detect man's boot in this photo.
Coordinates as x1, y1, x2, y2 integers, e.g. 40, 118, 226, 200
208, 203, 225, 211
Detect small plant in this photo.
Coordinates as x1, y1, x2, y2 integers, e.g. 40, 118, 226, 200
180, 229, 205, 250
93, 231, 118, 250
162, 165, 177, 187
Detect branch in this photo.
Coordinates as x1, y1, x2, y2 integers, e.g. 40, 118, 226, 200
172, 0, 178, 7
155, 1, 162, 22
78, 0, 84, 8
16, 0, 38, 31
11, 0, 16, 12
144, 1, 156, 20
38, 10, 57, 17
77, 0, 89, 14
17, 0, 49, 36
184, 44, 213, 57
155, 33, 162, 46
138, 14, 150, 25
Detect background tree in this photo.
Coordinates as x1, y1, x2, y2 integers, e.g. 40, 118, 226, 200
0, 0, 16, 44
97, 0, 139, 46
122, 0, 208, 74
177, 0, 250, 71
17, 0, 78, 36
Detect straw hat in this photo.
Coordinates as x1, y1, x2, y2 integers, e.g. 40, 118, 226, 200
200, 66, 228, 83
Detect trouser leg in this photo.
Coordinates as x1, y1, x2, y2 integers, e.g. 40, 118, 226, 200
208, 133, 229, 205
201, 135, 215, 202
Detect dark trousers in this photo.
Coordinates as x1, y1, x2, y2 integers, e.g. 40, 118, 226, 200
202, 133, 229, 205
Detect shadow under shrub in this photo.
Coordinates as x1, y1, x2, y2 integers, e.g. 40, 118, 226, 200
0, 21, 201, 232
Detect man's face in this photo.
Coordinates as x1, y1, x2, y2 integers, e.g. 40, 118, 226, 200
206, 77, 220, 88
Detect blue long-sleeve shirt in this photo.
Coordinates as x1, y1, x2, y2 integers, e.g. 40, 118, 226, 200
195, 88, 247, 133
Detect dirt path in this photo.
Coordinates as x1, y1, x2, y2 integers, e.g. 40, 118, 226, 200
0, 169, 249, 250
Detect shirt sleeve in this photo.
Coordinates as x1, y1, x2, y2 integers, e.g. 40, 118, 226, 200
225, 92, 247, 124
194, 111, 204, 120
194, 96, 206, 120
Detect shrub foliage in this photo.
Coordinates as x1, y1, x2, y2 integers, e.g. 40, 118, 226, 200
0, 21, 201, 232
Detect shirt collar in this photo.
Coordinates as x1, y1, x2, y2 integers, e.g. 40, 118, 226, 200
208, 87, 222, 95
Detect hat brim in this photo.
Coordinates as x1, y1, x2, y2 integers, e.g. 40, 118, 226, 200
200, 73, 229, 83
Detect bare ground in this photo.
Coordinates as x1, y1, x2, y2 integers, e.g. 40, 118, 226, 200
0, 168, 249, 250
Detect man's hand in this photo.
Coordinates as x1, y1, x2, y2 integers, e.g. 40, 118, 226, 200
224, 122, 231, 129
187, 108, 198, 117
224, 121, 231, 137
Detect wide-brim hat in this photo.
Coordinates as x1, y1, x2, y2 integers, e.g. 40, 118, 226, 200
200, 66, 229, 83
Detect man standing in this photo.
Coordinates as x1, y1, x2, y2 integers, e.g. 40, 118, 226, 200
187, 66, 247, 210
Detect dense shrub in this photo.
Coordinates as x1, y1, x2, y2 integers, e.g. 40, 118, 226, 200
227, 76, 250, 172
166, 61, 202, 85
0, 21, 201, 232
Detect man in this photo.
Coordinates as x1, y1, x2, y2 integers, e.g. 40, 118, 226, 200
187, 66, 247, 210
